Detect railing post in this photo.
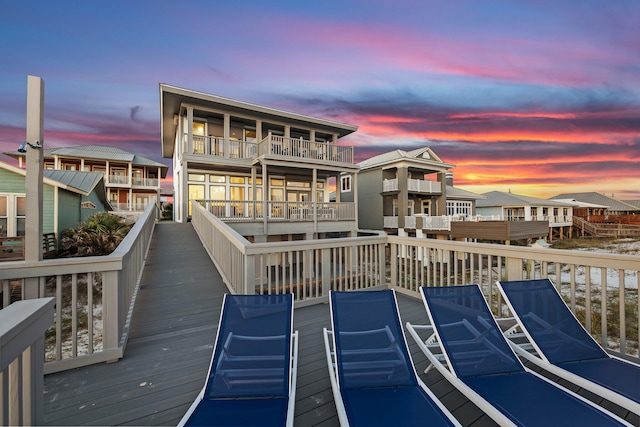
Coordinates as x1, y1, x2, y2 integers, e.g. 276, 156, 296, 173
390, 243, 397, 288
321, 248, 331, 297
101, 270, 121, 361
244, 254, 255, 295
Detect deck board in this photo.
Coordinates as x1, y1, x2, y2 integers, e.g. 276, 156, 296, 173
42, 222, 637, 426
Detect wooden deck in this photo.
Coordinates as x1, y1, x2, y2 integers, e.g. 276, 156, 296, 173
42, 222, 638, 426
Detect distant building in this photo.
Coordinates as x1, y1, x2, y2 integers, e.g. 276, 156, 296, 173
4, 145, 168, 220
550, 192, 640, 214
476, 191, 574, 241
0, 160, 111, 239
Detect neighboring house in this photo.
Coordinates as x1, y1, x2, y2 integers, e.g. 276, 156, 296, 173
349, 147, 484, 238
0, 161, 111, 239
550, 192, 640, 215
4, 145, 168, 220
160, 84, 360, 241
476, 191, 574, 241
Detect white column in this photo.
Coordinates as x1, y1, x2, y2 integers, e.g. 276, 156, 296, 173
223, 113, 230, 157
25, 75, 44, 262
186, 107, 194, 154
262, 162, 268, 235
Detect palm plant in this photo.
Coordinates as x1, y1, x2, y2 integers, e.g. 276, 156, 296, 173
61, 212, 131, 256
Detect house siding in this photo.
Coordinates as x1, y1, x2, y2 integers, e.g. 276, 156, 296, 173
357, 169, 384, 230
0, 169, 25, 192
57, 190, 81, 233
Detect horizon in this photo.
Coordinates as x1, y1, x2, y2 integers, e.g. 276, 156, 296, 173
1, 1, 638, 200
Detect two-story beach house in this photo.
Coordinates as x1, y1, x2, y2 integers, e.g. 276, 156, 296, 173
476, 191, 574, 242
343, 147, 485, 238
5, 145, 168, 220
160, 84, 359, 242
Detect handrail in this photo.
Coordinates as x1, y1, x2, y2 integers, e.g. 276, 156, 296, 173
0, 203, 157, 373
0, 297, 55, 426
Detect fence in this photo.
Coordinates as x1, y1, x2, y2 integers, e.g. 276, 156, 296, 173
0, 203, 157, 374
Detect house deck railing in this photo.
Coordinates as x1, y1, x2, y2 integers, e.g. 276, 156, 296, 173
383, 178, 442, 194
384, 214, 502, 231
0, 298, 54, 426
188, 134, 355, 165
198, 200, 355, 222
0, 203, 157, 375
192, 202, 639, 358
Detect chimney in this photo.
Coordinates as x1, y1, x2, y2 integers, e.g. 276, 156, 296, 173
445, 171, 454, 186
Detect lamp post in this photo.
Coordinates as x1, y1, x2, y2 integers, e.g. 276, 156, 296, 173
24, 75, 44, 263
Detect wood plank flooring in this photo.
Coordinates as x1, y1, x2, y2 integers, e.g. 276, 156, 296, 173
42, 222, 638, 426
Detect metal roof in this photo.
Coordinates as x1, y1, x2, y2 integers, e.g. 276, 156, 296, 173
446, 185, 485, 200
43, 170, 104, 195
550, 192, 640, 212
477, 191, 573, 208
359, 146, 454, 171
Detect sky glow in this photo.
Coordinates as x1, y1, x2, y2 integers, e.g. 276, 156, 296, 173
1, 0, 638, 199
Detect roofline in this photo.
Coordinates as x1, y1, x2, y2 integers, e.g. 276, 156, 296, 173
0, 161, 90, 195
160, 84, 358, 158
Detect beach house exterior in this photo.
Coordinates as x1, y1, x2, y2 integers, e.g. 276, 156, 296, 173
160, 84, 359, 241
5, 145, 167, 220
476, 191, 574, 241
0, 161, 111, 259
346, 147, 485, 237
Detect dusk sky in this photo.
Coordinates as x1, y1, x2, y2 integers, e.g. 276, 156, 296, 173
1, 1, 639, 199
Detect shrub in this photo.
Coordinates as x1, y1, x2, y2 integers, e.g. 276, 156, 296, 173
61, 212, 132, 256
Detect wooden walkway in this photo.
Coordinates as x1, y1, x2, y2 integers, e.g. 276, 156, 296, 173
42, 222, 638, 426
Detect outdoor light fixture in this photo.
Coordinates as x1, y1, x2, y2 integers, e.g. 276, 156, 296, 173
17, 140, 42, 153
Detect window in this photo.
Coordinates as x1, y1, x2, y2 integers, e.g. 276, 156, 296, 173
446, 201, 472, 216
340, 175, 351, 192
0, 196, 6, 237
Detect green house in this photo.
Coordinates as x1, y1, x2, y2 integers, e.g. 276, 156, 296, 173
0, 161, 111, 239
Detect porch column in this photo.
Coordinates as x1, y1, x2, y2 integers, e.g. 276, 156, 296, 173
25, 75, 44, 263
353, 171, 358, 225
397, 166, 408, 229
255, 119, 262, 142
437, 171, 447, 216
251, 167, 257, 220
312, 168, 317, 233
186, 107, 194, 154
223, 113, 230, 158
284, 125, 290, 139
524, 206, 532, 221
262, 162, 268, 235
335, 174, 340, 202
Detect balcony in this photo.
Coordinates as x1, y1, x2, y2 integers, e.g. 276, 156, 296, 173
132, 177, 159, 187
188, 134, 355, 166
383, 178, 442, 193
200, 200, 355, 222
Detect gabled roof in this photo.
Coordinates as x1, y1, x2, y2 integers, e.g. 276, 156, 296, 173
4, 145, 169, 178
477, 191, 573, 208
359, 146, 454, 171
550, 192, 640, 212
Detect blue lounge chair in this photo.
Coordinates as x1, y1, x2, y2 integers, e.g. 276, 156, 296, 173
498, 278, 640, 415
178, 294, 298, 427
406, 285, 631, 427
323, 290, 461, 427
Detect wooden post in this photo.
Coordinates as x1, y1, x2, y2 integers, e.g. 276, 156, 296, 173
25, 76, 44, 263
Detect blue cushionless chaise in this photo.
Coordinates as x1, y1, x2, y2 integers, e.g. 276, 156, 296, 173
498, 278, 640, 415
178, 294, 298, 427
323, 289, 461, 427
406, 285, 632, 427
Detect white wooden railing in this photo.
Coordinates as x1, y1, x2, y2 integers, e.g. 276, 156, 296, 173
383, 178, 442, 193
0, 298, 54, 426
192, 202, 639, 358
258, 135, 354, 164
192, 203, 386, 307
199, 200, 355, 222
0, 203, 157, 374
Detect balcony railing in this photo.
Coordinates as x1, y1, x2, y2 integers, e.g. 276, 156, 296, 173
193, 201, 639, 359
0, 203, 157, 374
198, 200, 355, 222
107, 175, 129, 185
257, 135, 354, 164
132, 177, 159, 187
383, 178, 442, 193
188, 134, 355, 165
